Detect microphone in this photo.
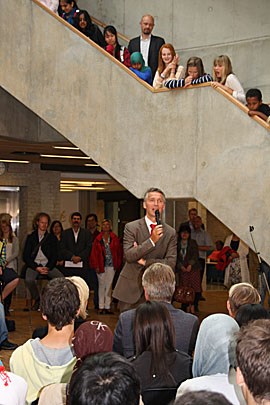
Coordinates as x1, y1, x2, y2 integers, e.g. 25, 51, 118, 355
155, 210, 161, 225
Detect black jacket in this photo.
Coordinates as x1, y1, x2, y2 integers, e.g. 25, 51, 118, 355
23, 230, 58, 270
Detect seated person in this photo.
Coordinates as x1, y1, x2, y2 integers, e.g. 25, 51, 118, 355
38, 320, 114, 405
177, 314, 242, 405
0, 359, 27, 405
131, 301, 192, 403
10, 278, 80, 405
0, 302, 17, 350
227, 282, 261, 318
0, 238, 19, 315
165, 56, 212, 89
68, 352, 141, 405
153, 43, 184, 89
113, 263, 198, 358
59, 0, 79, 25
104, 25, 131, 67
130, 52, 152, 85
73, 10, 106, 48
246, 88, 270, 123
175, 390, 233, 405
236, 319, 270, 405
32, 276, 89, 339
235, 303, 269, 327
23, 212, 63, 310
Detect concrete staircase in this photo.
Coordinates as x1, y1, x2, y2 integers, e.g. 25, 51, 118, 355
1, 0, 270, 261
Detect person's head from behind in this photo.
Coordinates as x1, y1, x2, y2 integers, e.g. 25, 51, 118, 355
235, 303, 269, 327
134, 301, 175, 375
236, 319, 270, 404
158, 43, 176, 73
175, 390, 233, 405
246, 88, 263, 112
185, 56, 205, 80
192, 313, 239, 377
140, 14, 155, 36
75, 10, 92, 32
68, 352, 141, 405
40, 278, 80, 330
104, 25, 119, 48
142, 262, 175, 303
227, 282, 261, 318
130, 52, 145, 71
213, 55, 233, 84
60, 0, 75, 14
66, 276, 89, 320
72, 320, 113, 368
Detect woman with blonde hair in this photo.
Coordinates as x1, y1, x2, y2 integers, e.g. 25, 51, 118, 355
211, 55, 245, 103
153, 43, 184, 89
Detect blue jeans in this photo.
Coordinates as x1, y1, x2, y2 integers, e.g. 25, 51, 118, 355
0, 303, 8, 344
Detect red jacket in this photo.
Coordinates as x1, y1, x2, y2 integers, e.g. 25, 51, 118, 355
90, 232, 122, 273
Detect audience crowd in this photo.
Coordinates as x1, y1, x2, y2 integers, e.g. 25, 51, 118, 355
38, 0, 269, 123
1, 1, 270, 403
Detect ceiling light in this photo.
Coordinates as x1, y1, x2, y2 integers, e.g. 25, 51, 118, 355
84, 163, 99, 167
53, 146, 80, 150
0, 159, 30, 164
60, 186, 105, 190
40, 154, 91, 159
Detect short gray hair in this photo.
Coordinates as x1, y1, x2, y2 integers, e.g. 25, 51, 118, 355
142, 263, 175, 302
143, 188, 166, 203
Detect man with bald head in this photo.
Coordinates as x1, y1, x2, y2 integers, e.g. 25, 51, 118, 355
128, 14, 165, 82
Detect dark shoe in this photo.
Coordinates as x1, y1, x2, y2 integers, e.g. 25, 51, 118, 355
199, 296, 206, 301
104, 309, 114, 315
31, 299, 40, 311
99, 309, 106, 315
0, 339, 18, 350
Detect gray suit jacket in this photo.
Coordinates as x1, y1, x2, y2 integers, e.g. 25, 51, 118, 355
113, 217, 177, 304
113, 302, 199, 358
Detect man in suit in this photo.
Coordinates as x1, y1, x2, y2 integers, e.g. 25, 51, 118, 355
60, 212, 91, 283
113, 263, 199, 357
113, 187, 177, 312
24, 212, 64, 310
128, 15, 165, 81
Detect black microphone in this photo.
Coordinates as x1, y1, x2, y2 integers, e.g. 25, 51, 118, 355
155, 210, 161, 225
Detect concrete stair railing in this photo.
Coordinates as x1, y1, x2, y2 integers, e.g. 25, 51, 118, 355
1, 0, 270, 262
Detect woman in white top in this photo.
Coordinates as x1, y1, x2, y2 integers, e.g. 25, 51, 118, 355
153, 43, 184, 89
211, 55, 245, 104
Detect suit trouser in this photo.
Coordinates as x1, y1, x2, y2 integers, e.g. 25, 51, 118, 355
25, 267, 64, 300
97, 266, 115, 309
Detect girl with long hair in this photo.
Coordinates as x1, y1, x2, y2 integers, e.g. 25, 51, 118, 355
131, 301, 191, 401
211, 55, 245, 103
73, 10, 106, 48
165, 56, 212, 88
153, 43, 184, 89
104, 26, 131, 67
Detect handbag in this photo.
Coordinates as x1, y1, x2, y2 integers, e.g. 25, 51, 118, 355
173, 285, 195, 304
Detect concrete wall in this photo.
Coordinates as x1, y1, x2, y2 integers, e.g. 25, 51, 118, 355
2, 0, 270, 264
81, 0, 270, 99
